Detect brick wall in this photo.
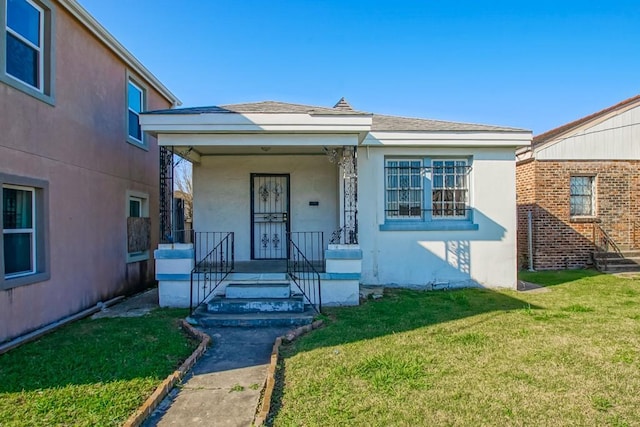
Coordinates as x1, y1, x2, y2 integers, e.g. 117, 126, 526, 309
516, 160, 640, 270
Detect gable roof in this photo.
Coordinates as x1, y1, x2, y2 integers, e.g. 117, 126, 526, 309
147, 100, 527, 133
533, 94, 640, 146
57, 0, 180, 106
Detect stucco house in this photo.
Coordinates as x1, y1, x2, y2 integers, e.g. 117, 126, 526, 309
142, 99, 531, 314
516, 95, 640, 272
0, 0, 179, 343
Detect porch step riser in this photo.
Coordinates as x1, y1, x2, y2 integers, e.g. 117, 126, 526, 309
197, 316, 313, 328
208, 298, 304, 313
225, 283, 290, 299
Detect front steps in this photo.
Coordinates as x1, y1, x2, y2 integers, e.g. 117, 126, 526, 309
593, 250, 640, 273
191, 282, 315, 327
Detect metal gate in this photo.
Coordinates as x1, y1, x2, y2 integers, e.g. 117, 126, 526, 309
251, 174, 290, 259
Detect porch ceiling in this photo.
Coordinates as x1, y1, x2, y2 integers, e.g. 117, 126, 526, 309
189, 145, 331, 156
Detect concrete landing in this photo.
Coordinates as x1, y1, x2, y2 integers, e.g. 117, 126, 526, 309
143, 326, 290, 427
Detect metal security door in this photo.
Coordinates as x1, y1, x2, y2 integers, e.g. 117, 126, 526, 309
251, 174, 290, 259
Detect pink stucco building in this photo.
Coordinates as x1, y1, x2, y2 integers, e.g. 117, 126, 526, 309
0, 0, 179, 343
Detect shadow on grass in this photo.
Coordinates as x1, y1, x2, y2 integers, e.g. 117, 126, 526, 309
0, 309, 197, 394
288, 287, 541, 354
518, 269, 602, 287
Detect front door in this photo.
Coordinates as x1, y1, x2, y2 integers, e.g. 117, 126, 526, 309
251, 174, 290, 259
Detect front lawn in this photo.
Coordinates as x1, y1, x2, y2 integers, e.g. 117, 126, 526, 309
271, 271, 640, 426
0, 309, 198, 427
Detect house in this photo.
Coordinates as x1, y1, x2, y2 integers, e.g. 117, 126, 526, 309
516, 95, 640, 271
0, 0, 179, 343
141, 99, 531, 311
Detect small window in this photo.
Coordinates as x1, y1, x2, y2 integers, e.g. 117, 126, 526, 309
126, 191, 150, 262
385, 159, 423, 219
127, 80, 144, 143
3, 185, 35, 278
432, 160, 469, 218
570, 176, 595, 216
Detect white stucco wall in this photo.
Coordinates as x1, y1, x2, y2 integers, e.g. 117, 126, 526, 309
193, 155, 339, 261
358, 146, 517, 289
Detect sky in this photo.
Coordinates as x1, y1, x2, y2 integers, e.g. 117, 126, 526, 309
78, 0, 640, 135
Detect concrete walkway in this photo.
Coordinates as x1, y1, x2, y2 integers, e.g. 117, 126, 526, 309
143, 326, 290, 427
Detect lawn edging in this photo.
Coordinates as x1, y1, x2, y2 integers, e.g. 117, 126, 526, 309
254, 319, 324, 426
123, 319, 211, 427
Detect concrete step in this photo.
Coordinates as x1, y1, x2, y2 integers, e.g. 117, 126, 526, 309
225, 283, 291, 299
192, 306, 315, 328
207, 296, 304, 314
601, 264, 640, 273
595, 250, 640, 259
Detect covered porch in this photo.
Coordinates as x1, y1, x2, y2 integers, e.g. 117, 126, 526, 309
142, 101, 368, 312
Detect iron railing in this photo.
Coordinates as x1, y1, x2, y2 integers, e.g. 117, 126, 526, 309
190, 232, 234, 314
593, 223, 622, 271
288, 231, 325, 272
160, 229, 194, 244
329, 226, 358, 245
287, 235, 321, 314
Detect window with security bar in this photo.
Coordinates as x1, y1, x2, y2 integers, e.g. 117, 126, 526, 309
385, 160, 423, 219
431, 160, 469, 218
570, 176, 595, 216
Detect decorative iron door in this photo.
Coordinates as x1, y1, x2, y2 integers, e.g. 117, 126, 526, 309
251, 174, 290, 259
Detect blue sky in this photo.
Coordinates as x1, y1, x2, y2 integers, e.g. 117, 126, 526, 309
79, 0, 640, 134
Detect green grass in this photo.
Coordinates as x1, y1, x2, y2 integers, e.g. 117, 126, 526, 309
270, 271, 640, 426
0, 309, 198, 427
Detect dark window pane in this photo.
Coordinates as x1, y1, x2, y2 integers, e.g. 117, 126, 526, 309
129, 200, 141, 217
128, 110, 141, 140
3, 187, 33, 229
4, 232, 33, 275
7, 0, 40, 46
6, 32, 39, 88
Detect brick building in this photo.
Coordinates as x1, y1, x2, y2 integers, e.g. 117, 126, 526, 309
516, 95, 640, 270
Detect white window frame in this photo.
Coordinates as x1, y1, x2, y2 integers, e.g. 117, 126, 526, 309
5, 0, 44, 91
431, 159, 470, 219
385, 159, 424, 220
127, 78, 145, 146
3, 184, 36, 278
570, 175, 596, 217
126, 190, 149, 263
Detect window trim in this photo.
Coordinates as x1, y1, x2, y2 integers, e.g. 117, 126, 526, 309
126, 190, 150, 263
569, 175, 596, 218
126, 72, 148, 150
0, 0, 55, 105
381, 156, 477, 232
2, 184, 36, 278
5, 0, 44, 91
0, 173, 49, 290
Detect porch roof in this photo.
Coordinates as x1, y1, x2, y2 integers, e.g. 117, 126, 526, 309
142, 99, 532, 151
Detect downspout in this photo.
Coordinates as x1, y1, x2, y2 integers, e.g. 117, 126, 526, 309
0, 295, 124, 355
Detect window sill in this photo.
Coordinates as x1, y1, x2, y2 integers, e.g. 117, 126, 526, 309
126, 137, 149, 151
127, 251, 150, 263
0, 74, 55, 106
1, 271, 51, 291
379, 221, 479, 232
569, 216, 599, 223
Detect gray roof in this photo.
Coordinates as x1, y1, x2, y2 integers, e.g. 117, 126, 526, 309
145, 100, 527, 132
371, 114, 525, 132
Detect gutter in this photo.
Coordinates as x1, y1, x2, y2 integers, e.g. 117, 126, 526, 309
0, 295, 125, 355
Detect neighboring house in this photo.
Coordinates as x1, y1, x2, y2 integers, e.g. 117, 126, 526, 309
0, 0, 179, 343
141, 99, 531, 309
516, 95, 640, 271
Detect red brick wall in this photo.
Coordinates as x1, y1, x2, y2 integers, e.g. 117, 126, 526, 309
516, 160, 640, 270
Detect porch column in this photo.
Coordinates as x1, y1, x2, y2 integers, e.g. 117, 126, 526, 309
339, 146, 358, 244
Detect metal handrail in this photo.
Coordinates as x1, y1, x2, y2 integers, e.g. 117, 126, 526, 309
288, 231, 325, 272
287, 236, 322, 314
593, 223, 622, 272
190, 232, 234, 314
